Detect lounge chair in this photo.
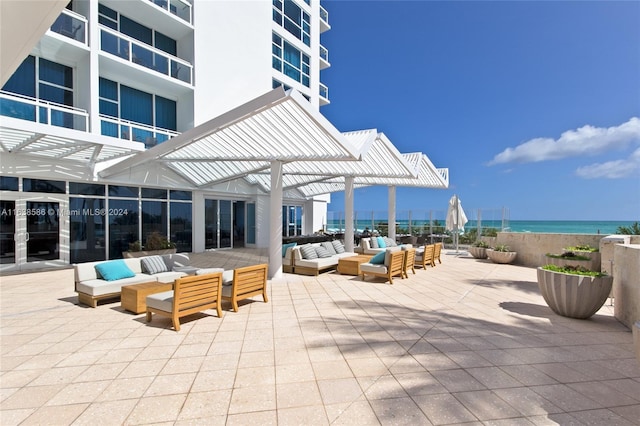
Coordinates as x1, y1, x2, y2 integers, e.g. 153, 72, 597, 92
416, 244, 436, 269
434, 242, 443, 264
360, 249, 405, 284
146, 272, 223, 331
223, 263, 269, 312
402, 247, 417, 278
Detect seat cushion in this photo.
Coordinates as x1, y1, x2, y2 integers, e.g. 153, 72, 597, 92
153, 271, 187, 283
295, 257, 338, 269
77, 274, 155, 296
360, 263, 388, 274
146, 290, 174, 312
95, 260, 136, 281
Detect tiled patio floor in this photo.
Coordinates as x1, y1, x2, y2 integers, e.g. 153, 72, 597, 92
1, 249, 639, 425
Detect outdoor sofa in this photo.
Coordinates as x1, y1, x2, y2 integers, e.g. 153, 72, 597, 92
358, 236, 400, 255
74, 253, 195, 307
287, 240, 357, 275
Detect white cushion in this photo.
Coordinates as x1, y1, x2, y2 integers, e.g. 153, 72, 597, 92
76, 274, 155, 296
153, 271, 187, 283
146, 290, 174, 312
360, 263, 388, 274
295, 257, 338, 269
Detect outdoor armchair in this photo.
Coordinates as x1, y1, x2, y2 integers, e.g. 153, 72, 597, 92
416, 244, 436, 268
402, 247, 417, 278
360, 249, 405, 284
146, 272, 223, 331
222, 263, 269, 312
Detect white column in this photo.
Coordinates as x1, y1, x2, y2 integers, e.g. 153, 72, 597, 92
388, 186, 396, 241
344, 176, 355, 252
269, 161, 283, 279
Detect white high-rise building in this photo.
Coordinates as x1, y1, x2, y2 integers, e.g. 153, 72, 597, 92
0, 0, 334, 271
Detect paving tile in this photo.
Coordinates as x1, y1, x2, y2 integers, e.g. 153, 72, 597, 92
1, 250, 637, 424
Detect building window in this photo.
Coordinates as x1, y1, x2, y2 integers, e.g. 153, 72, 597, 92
98, 4, 177, 55
282, 205, 302, 237
99, 77, 176, 146
272, 33, 310, 87
273, 0, 310, 46
1, 56, 76, 129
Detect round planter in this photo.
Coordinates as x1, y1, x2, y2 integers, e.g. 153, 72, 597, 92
468, 246, 488, 259
487, 249, 517, 264
536, 267, 613, 319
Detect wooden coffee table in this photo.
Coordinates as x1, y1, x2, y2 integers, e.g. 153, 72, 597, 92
121, 281, 173, 314
337, 255, 374, 276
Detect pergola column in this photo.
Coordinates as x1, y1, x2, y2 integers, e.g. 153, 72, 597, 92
344, 176, 355, 252
269, 161, 283, 279
388, 186, 396, 241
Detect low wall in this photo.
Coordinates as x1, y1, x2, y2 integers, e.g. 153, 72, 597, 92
613, 244, 640, 330
490, 233, 604, 268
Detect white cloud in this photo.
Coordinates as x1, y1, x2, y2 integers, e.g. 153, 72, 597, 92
487, 117, 640, 166
575, 147, 640, 179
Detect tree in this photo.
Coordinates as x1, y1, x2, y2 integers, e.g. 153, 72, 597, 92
616, 222, 640, 235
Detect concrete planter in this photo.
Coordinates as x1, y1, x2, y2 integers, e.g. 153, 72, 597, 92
537, 267, 613, 319
487, 249, 517, 264
122, 248, 177, 258
468, 246, 488, 259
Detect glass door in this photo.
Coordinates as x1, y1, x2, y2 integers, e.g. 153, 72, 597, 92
26, 201, 60, 262
246, 202, 256, 246
0, 200, 16, 264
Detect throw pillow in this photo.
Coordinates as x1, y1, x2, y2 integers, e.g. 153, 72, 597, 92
315, 246, 332, 258
370, 237, 379, 249
384, 237, 397, 247
377, 236, 386, 248
141, 255, 168, 274
95, 260, 136, 281
300, 244, 318, 259
370, 251, 385, 264
332, 240, 346, 254
321, 241, 337, 255
282, 242, 297, 257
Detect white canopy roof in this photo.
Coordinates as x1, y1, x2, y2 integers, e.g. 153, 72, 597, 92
100, 88, 362, 185
0, 116, 145, 165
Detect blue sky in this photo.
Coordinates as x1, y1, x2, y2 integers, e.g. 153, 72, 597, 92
320, 0, 640, 221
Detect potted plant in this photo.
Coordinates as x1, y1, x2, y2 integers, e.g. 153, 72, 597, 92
544, 250, 592, 269
562, 244, 601, 271
468, 240, 489, 259
537, 264, 612, 319
123, 232, 177, 258
487, 244, 517, 264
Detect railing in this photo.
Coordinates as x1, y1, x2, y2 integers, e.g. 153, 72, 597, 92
319, 83, 329, 101
99, 114, 179, 148
326, 208, 510, 240
320, 44, 329, 63
99, 26, 193, 85
50, 9, 87, 44
0, 91, 88, 131
149, 0, 192, 24
319, 5, 329, 27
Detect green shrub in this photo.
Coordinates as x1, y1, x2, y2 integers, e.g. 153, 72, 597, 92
492, 244, 512, 252
542, 264, 607, 277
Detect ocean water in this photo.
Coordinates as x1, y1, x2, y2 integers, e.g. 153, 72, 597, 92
326, 220, 636, 235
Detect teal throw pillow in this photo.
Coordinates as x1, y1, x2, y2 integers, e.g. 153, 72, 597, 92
377, 236, 386, 248
282, 242, 297, 257
370, 251, 385, 264
95, 260, 136, 281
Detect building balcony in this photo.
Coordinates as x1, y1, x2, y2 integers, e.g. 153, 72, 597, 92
319, 83, 329, 106
319, 5, 330, 33
319, 44, 330, 69
99, 114, 179, 149
99, 26, 193, 85
0, 91, 88, 132
49, 9, 88, 44
148, 0, 192, 24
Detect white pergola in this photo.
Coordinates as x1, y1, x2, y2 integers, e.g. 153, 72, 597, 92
100, 87, 370, 278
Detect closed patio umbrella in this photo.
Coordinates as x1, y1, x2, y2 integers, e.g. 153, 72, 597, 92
446, 194, 468, 252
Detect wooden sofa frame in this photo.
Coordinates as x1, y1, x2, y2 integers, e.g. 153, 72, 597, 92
146, 272, 223, 331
